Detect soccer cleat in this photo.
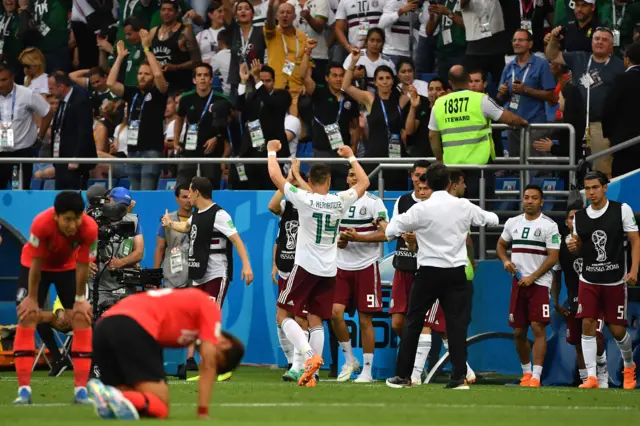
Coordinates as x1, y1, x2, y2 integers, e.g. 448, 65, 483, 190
354, 373, 373, 383
597, 363, 609, 389
466, 368, 477, 384
579, 376, 599, 389
528, 378, 541, 387
217, 372, 233, 382
519, 373, 532, 387
337, 360, 360, 382
87, 379, 115, 419
298, 354, 323, 387
410, 374, 422, 386
281, 368, 301, 382
186, 375, 200, 382
623, 364, 637, 390
386, 376, 411, 388
104, 386, 140, 420
444, 379, 469, 390
305, 376, 317, 387
73, 387, 92, 405
13, 387, 32, 405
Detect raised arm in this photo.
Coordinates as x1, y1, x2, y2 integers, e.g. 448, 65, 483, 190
265, 0, 278, 34
544, 26, 566, 65
140, 29, 168, 93
69, 69, 89, 89
337, 145, 369, 198
342, 48, 374, 111
405, 86, 421, 136
299, 38, 317, 95
161, 209, 191, 233
106, 41, 127, 97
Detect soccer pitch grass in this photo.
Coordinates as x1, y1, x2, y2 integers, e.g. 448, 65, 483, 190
1, 367, 639, 425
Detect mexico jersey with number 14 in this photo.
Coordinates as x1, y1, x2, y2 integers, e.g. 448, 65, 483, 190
283, 182, 359, 277
337, 192, 388, 271
500, 213, 561, 288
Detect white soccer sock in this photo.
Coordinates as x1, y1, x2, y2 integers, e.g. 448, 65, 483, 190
412, 334, 432, 379
282, 318, 313, 358
521, 362, 532, 375
292, 331, 309, 371
615, 332, 635, 368
309, 326, 324, 360
466, 363, 475, 376
362, 353, 374, 376
443, 339, 449, 351
532, 365, 543, 381
277, 324, 294, 364
582, 335, 597, 377
596, 351, 607, 366
339, 340, 357, 365
579, 368, 588, 382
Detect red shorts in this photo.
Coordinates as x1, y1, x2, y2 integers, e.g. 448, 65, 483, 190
196, 277, 229, 307
334, 263, 383, 313
566, 311, 604, 345
508, 280, 551, 328
390, 270, 415, 314
424, 299, 446, 333
576, 281, 628, 326
277, 265, 335, 320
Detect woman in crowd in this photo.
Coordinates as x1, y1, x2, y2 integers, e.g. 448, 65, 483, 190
18, 47, 48, 95
196, 1, 226, 64
342, 28, 395, 93
93, 100, 126, 179
397, 59, 432, 158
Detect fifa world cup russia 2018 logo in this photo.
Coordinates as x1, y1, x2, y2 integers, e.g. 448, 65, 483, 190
285, 220, 299, 250
592, 230, 608, 262
189, 224, 198, 257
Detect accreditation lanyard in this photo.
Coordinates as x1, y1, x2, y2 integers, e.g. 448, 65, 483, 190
380, 97, 402, 138
241, 26, 254, 56
584, 55, 610, 127
191, 90, 215, 127
511, 63, 531, 86
314, 96, 344, 126
519, 0, 535, 20
129, 92, 148, 121
0, 87, 16, 123
281, 31, 299, 60
612, 1, 626, 29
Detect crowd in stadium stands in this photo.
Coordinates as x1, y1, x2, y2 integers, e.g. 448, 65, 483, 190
0, 0, 640, 191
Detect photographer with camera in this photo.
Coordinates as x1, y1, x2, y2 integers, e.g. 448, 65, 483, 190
88, 187, 145, 315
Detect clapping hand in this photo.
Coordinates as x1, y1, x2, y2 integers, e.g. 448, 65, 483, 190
116, 40, 129, 58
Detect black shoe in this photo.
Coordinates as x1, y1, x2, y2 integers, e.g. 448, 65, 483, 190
49, 358, 72, 377
386, 376, 411, 388
186, 357, 198, 371
328, 365, 337, 378
444, 379, 469, 390
176, 364, 187, 380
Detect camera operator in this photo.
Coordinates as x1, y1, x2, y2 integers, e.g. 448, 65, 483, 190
89, 187, 144, 313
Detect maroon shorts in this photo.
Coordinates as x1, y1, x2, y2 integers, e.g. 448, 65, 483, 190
334, 263, 383, 313
576, 281, 628, 326
390, 270, 415, 314
566, 311, 604, 345
277, 275, 288, 295
508, 279, 551, 328
424, 299, 446, 333
276, 265, 335, 320
196, 277, 229, 307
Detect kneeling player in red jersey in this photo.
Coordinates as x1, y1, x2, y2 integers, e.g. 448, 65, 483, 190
14, 191, 98, 404
87, 288, 244, 420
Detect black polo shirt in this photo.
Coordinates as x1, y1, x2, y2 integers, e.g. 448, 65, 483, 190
311, 86, 359, 152
122, 85, 168, 152
563, 18, 601, 53
177, 89, 220, 156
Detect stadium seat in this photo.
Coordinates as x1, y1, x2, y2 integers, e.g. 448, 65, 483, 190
30, 179, 42, 190
532, 177, 564, 212
157, 178, 177, 191
42, 180, 55, 190
416, 73, 438, 83
117, 178, 130, 189
87, 179, 107, 189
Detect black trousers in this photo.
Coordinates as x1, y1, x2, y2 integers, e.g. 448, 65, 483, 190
71, 21, 99, 69
395, 265, 472, 381
176, 160, 223, 191
54, 165, 90, 190
0, 146, 36, 190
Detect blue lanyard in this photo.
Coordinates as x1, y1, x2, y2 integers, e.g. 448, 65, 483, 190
314, 96, 344, 126
226, 125, 233, 146
1, 88, 16, 122
238, 116, 243, 137
380, 97, 402, 137
129, 92, 148, 120
195, 90, 214, 126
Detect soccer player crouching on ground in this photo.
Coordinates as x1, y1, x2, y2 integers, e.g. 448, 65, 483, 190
14, 191, 98, 405
88, 288, 244, 420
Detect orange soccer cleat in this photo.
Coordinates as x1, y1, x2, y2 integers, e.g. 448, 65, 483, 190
528, 378, 541, 387
623, 364, 637, 390
305, 376, 317, 388
298, 355, 324, 387
520, 373, 532, 387
579, 376, 599, 389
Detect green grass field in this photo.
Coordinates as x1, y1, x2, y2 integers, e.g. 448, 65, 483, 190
1, 367, 639, 425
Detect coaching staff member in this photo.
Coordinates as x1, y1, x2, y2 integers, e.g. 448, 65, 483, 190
382, 163, 499, 389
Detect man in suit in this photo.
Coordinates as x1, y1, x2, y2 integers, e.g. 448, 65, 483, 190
233, 61, 291, 190
602, 42, 640, 178
48, 72, 96, 190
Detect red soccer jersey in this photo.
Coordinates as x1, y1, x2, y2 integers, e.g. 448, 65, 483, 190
20, 207, 99, 272
102, 288, 222, 348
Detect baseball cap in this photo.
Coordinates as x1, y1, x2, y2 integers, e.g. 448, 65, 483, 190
579, 0, 595, 4
109, 187, 132, 206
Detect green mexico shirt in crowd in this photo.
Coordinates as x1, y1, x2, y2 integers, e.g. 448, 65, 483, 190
620, 1, 640, 47
553, 0, 613, 28
109, 43, 144, 87
31, 0, 70, 52
0, 12, 23, 61
116, 0, 157, 42
149, 0, 191, 28
436, 0, 465, 54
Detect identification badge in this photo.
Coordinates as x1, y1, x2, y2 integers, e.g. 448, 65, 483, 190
127, 120, 140, 146
358, 21, 370, 38
479, 22, 491, 38
0, 121, 13, 148
442, 29, 452, 45
185, 124, 198, 151
236, 163, 248, 181
521, 20, 532, 32
580, 73, 594, 89
248, 119, 265, 149
389, 134, 401, 158
324, 123, 344, 150
509, 94, 520, 110
53, 133, 60, 157
38, 21, 50, 36
282, 60, 295, 76
170, 247, 183, 274
612, 29, 620, 47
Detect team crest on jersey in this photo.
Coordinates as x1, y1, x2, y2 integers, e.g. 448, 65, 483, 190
344, 101, 352, 110
534, 228, 541, 237
134, 50, 141, 59
360, 206, 367, 215
145, 92, 152, 102
28, 233, 40, 248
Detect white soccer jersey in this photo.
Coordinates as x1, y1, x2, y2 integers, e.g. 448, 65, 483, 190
342, 49, 396, 92
284, 182, 359, 277
289, 0, 330, 60
252, 0, 270, 27
335, 0, 386, 46
501, 213, 561, 288
336, 191, 388, 270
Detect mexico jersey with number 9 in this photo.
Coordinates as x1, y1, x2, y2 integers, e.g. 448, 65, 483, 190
284, 182, 358, 277
500, 213, 561, 288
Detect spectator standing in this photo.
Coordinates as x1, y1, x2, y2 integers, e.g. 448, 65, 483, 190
620, 1, 640, 48
107, 32, 169, 190
210, 29, 232, 95
250, 0, 271, 27
415, 3, 436, 74
469, 68, 504, 156
334, 0, 385, 54
0, 0, 24, 76
342, 28, 395, 93
91, 100, 122, 179
105, 17, 144, 87
195, 1, 226, 64
149, 0, 204, 29
22, 0, 71, 72
288, 0, 329, 82
69, 67, 119, 118
18, 47, 48, 95
379, 0, 416, 66
0, 63, 50, 189
48, 71, 96, 189
427, 0, 466, 83
70, 0, 117, 70
264, 0, 308, 116
397, 57, 429, 96
285, 113, 301, 155
150, 0, 201, 92
525, 0, 555, 55
405, 72, 447, 158
553, 0, 601, 53
115, 0, 155, 43
554, 0, 612, 29
497, 29, 556, 157
602, 42, 640, 178
546, 27, 624, 176
299, 41, 359, 191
